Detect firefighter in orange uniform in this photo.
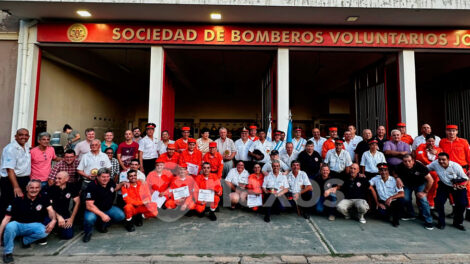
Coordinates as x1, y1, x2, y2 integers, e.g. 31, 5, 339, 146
179, 138, 203, 177
249, 125, 259, 142
175, 127, 193, 153
397, 123, 413, 145
202, 142, 224, 179
246, 163, 264, 211
146, 159, 172, 194
157, 143, 180, 174
414, 134, 442, 215
164, 164, 199, 211
321, 127, 344, 159
122, 170, 158, 232
439, 124, 470, 219
194, 163, 222, 221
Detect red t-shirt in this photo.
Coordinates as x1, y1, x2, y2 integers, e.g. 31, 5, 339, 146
117, 141, 140, 167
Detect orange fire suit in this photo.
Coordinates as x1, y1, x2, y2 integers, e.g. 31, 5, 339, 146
202, 152, 224, 179
194, 173, 222, 213
122, 181, 158, 219
175, 138, 198, 152
178, 149, 203, 176
165, 176, 199, 210
415, 144, 443, 207
158, 152, 180, 172
146, 170, 172, 193
401, 134, 413, 145
321, 139, 345, 159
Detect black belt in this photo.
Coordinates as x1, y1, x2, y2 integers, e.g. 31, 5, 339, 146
210, 171, 218, 173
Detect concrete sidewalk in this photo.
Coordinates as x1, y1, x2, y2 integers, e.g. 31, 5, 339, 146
6, 207, 470, 263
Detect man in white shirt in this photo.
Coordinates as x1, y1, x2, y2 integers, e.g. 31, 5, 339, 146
74, 128, 95, 161
249, 129, 272, 168
324, 139, 352, 180
234, 127, 253, 170
343, 130, 357, 162
427, 152, 468, 230
272, 131, 285, 152
369, 163, 405, 227
280, 142, 299, 170
308, 128, 326, 154
138, 123, 159, 175
262, 150, 289, 174
286, 160, 312, 219
77, 139, 112, 184
262, 161, 289, 222
360, 139, 386, 179
348, 125, 363, 146
412, 124, 441, 151
0, 128, 31, 220
215, 127, 237, 178
224, 161, 250, 209
292, 127, 307, 152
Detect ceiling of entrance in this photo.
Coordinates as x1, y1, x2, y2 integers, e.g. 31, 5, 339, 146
3, 1, 470, 30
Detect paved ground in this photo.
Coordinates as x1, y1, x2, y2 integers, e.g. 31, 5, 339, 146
7, 206, 470, 263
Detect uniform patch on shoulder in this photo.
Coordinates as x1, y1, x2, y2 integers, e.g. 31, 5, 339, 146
122, 193, 128, 198
315, 158, 319, 162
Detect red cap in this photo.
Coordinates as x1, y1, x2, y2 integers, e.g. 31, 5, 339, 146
368, 139, 378, 145
182, 127, 190, 131
179, 163, 187, 168
249, 125, 257, 130
334, 138, 344, 144
329, 127, 338, 132
397, 123, 406, 127
377, 163, 388, 169
209, 142, 217, 148
446, 124, 458, 130
155, 157, 165, 163
274, 131, 281, 135
167, 144, 176, 149
295, 127, 302, 131
146, 123, 156, 129
188, 138, 196, 143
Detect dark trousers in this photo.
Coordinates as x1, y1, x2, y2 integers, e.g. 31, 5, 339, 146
287, 191, 313, 215
315, 194, 337, 216
377, 198, 405, 224
263, 194, 290, 217
142, 159, 156, 175
0, 176, 29, 220
435, 182, 468, 226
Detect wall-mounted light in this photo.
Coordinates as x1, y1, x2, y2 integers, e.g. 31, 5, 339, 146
210, 13, 222, 20
76, 10, 92, 17
345, 16, 359, 22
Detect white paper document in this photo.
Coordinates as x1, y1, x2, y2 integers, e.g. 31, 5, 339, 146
198, 189, 214, 202
172, 186, 190, 200
247, 194, 263, 208
151, 191, 166, 208
187, 163, 199, 175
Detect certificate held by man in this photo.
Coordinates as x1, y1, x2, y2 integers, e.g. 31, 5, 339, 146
198, 189, 215, 202
172, 186, 190, 200
247, 194, 263, 208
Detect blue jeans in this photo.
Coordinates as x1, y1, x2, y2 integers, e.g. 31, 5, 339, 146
44, 217, 74, 240
83, 206, 125, 234
403, 184, 432, 224
3, 221, 48, 254
315, 193, 337, 216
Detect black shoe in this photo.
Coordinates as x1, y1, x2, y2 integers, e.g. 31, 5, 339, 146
302, 212, 310, 219
134, 214, 143, 227
96, 225, 108, 233
208, 211, 217, 221
2, 253, 13, 263
424, 222, 434, 230
82, 232, 92, 243
185, 210, 194, 217
197, 211, 205, 218
37, 237, 47, 245
436, 223, 445, 230
392, 220, 400, 227
21, 238, 30, 249
447, 207, 455, 218
125, 220, 135, 232
264, 215, 271, 223
453, 224, 466, 231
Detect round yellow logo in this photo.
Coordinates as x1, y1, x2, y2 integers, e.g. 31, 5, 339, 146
67, 23, 88, 42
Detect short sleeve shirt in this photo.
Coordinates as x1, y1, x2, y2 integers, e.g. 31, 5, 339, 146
0, 140, 31, 177
287, 171, 311, 193
369, 175, 403, 201
138, 136, 159, 160
30, 146, 56, 182
324, 149, 352, 173
249, 140, 273, 164
225, 168, 249, 186
46, 183, 79, 218
262, 172, 289, 191
6, 195, 51, 223
395, 162, 429, 188
234, 139, 253, 161
342, 176, 370, 200
215, 138, 236, 158
383, 140, 411, 165
85, 180, 117, 212
77, 152, 112, 176
427, 160, 469, 187
360, 150, 386, 173
297, 151, 322, 178
74, 140, 91, 161
308, 137, 327, 154
117, 141, 140, 167
279, 149, 299, 168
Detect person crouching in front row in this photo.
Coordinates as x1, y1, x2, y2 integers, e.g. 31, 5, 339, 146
286, 160, 313, 219
262, 160, 289, 223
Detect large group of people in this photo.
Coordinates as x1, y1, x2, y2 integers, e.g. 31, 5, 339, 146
0, 122, 469, 263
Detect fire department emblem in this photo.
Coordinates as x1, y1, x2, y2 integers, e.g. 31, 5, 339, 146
65, 193, 71, 199
67, 24, 88, 42
36, 204, 42, 211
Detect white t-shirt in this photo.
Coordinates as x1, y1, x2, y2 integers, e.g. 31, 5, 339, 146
0, 140, 31, 177
77, 152, 111, 176
139, 136, 159, 159
262, 172, 289, 191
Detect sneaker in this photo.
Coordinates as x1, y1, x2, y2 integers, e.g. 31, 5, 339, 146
37, 238, 47, 246
2, 253, 13, 263
82, 232, 92, 243
125, 220, 135, 232
359, 216, 366, 224
424, 222, 434, 230
208, 211, 217, 221
400, 216, 416, 221
302, 212, 310, 220
328, 215, 335, 221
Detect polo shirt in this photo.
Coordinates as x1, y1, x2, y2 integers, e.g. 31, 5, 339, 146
0, 140, 31, 177
395, 162, 429, 188
46, 183, 79, 218
360, 150, 386, 173
427, 160, 469, 187
6, 195, 51, 223
297, 151, 322, 178
287, 170, 311, 194
342, 176, 370, 200
262, 172, 289, 191
77, 152, 111, 177
324, 149, 352, 173
85, 180, 117, 212
383, 140, 411, 166
30, 146, 56, 182
138, 136, 159, 160
369, 175, 403, 201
